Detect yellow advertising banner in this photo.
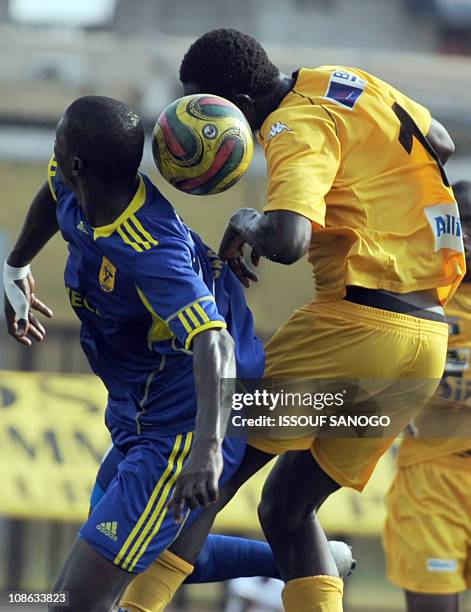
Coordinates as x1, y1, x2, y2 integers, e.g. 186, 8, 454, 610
0, 370, 110, 522
0, 370, 397, 534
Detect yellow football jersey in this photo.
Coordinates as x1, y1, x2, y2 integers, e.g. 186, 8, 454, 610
257, 66, 465, 304
398, 282, 471, 466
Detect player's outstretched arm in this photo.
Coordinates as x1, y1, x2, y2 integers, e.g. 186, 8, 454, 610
4, 181, 57, 345
170, 328, 236, 521
426, 118, 455, 165
219, 207, 311, 283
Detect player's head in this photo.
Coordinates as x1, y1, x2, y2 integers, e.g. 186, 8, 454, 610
180, 28, 280, 130
54, 95, 144, 190
453, 180, 471, 278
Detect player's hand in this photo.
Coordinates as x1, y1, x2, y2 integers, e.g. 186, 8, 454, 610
170, 440, 223, 523
219, 211, 259, 287
4, 269, 53, 347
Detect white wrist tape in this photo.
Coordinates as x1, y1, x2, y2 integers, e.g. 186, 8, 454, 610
3, 261, 31, 321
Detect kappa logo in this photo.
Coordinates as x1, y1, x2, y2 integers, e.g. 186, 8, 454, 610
267, 121, 293, 142
99, 256, 116, 293
96, 521, 118, 541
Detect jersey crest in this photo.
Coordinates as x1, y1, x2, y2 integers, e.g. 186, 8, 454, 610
99, 256, 116, 293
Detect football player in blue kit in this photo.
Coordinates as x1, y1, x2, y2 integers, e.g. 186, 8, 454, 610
3, 95, 265, 611
4, 95, 353, 612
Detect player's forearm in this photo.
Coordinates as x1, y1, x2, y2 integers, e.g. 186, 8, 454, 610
231, 208, 311, 264
8, 182, 59, 267
192, 328, 236, 446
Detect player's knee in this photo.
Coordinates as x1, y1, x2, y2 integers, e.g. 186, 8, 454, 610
257, 490, 293, 535
258, 484, 323, 540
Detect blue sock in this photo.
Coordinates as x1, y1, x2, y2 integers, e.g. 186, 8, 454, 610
184, 534, 281, 584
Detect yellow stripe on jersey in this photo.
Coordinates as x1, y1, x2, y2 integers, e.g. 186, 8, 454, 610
117, 226, 143, 252
185, 307, 201, 328
47, 156, 58, 202
136, 287, 173, 345
178, 312, 193, 334
185, 320, 226, 350
130, 214, 158, 246
94, 175, 146, 240
123, 220, 151, 251
126, 432, 193, 571
114, 434, 184, 569
167, 296, 216, 324
193, 302, 210, 324
93, 176, 159, 251
166, 297, 226, 350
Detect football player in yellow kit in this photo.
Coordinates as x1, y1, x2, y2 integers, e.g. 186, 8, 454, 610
175, 29, 465, 612
118, 29, 465, 612
384, 181, 471, 612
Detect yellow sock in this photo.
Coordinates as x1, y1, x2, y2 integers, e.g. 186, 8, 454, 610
118, 550, 194, 612
282, 575, 344, 612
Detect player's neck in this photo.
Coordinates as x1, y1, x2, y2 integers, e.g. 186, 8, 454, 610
255, 73, 295, 128
78, 176, 141, 227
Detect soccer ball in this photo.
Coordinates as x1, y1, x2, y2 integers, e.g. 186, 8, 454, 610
152, 94, 253, 196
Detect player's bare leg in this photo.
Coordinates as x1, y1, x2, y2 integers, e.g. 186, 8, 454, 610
257, 450, 343, 611
50, 538, 134, 612
257, 449, 340, 579
405, 591, 459, 612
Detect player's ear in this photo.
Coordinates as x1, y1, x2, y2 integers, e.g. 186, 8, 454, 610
72, 156, 85, 177
233, 94, 257, 130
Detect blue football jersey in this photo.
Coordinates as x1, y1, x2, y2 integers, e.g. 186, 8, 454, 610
48, 157, 264, 435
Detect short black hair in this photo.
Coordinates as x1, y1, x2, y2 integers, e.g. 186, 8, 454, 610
62, 95, 144, 181
453, 180, 471, 217
180, 28, 279, 99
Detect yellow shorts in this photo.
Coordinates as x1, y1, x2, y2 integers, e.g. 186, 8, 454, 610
249, 300, 448, 491
383, 454, 471, 594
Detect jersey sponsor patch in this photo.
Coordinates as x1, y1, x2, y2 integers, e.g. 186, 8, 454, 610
267, 121, 293, 142
99, 256, 117, 293
424, 202, 464, 253
427, 558, 458, 573
324, 70, 366, 110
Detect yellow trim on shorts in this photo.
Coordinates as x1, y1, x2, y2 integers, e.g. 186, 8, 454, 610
113, 433, 191, 570
126, 432, 193, 571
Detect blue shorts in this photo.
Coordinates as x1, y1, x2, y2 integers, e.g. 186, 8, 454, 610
80, 428, 246, 574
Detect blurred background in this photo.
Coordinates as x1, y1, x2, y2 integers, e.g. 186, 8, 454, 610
0, 0, 471, 610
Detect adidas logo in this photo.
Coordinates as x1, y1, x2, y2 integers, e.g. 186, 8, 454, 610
76, 220, 89, 235
96, 521, 118, 541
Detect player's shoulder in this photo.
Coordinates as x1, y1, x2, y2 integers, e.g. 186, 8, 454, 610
259, 82, 339, 147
